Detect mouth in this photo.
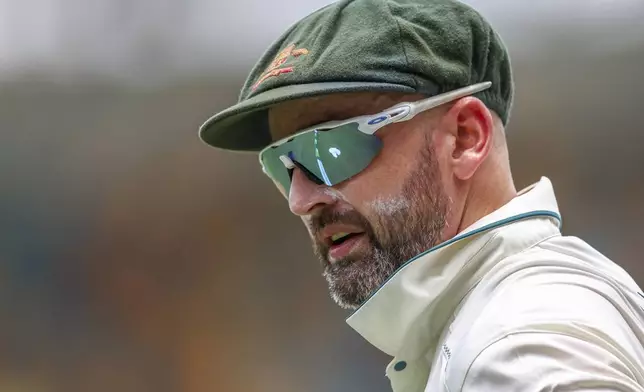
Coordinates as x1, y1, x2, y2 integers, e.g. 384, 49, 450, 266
326, 232, 366, 263
330, 231, 361, 245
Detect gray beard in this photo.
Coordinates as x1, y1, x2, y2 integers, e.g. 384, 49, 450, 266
312, 140, 449, 309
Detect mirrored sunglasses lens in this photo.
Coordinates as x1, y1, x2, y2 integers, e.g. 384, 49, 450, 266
311, 124, 382, 185
260, 123, 382, 192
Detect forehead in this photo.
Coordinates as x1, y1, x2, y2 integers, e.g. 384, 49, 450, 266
268, 91, 425, 142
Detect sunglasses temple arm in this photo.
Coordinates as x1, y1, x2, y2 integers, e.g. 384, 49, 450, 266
403, 81, 493, 120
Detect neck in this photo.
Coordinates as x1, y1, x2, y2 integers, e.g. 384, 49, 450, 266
456, 174, 517, 234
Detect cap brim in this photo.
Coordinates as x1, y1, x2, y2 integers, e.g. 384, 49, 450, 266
198, 81, 417, 152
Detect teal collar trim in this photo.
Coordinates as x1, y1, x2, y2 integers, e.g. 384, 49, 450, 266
347, 210, 562, 317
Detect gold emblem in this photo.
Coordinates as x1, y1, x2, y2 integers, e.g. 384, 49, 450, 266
252, 44, 309, 90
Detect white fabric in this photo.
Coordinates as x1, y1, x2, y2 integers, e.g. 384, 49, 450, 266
346, 177, 644, 392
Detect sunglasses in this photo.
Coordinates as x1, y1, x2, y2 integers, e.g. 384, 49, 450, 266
259, 81, 492, 194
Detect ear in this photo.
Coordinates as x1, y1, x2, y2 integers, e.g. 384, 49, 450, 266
441, 97, 494, 181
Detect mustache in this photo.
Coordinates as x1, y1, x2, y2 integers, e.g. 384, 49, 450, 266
310, 207, 372, 235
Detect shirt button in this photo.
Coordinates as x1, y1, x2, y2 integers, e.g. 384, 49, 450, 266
394, 361, 407, 371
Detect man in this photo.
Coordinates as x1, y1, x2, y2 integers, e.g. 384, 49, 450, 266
199, 0, 644, 390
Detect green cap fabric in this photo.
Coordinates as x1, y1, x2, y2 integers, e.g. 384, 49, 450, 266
199, 0, 514, 152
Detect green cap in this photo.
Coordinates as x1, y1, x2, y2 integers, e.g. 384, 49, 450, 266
199, 0, 514, 152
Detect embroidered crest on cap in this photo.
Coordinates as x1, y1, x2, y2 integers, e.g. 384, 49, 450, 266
252, 43, 309, 91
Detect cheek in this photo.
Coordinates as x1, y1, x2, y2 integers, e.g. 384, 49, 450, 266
333, 133, 422, 219
336, 158, 408, 214
345, 128, 421, 192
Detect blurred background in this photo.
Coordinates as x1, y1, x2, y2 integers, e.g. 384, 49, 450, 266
1, 0, 643, 391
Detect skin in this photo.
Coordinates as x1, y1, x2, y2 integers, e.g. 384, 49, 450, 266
267, 90, 517, 309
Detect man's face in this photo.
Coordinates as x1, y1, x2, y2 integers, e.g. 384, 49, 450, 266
268, 92, 452, 309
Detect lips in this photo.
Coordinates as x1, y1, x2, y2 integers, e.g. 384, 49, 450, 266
327, 233, 366, 262
320, 224, 364, 247
319, 224, 366, 263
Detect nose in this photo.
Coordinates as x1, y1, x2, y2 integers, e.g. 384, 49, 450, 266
288, 167, 336, 216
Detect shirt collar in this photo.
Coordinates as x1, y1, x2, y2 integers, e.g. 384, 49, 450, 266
346, 177, 562, 357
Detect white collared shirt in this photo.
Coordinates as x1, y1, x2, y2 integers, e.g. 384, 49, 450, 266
347, 177, 644, 392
